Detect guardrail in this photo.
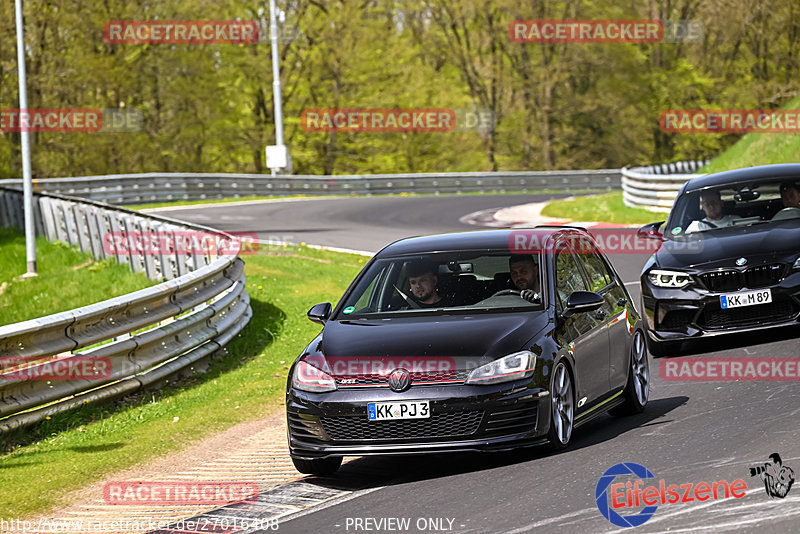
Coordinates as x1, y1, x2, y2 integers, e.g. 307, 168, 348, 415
0, 187, 252, 433
0, 169, 622, 205
621, 160, 709, 212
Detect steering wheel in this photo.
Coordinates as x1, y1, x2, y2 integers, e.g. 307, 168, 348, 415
490, 289, 523, 298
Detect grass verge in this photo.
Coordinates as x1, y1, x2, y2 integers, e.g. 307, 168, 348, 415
0, 244, 364, 519
540, 191, 664, 225
0, 227, 155, 326
702, 96, 800, 173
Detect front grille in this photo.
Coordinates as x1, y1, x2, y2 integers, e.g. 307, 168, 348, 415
700, 298, 799, 329
659, 309, 697, 331
320, 410, 484, 441
483, 400, 538, 436
744, 264, 785, 288
698, 270, 741, 292
698, 264, 785, 291
335, 370, 470, 387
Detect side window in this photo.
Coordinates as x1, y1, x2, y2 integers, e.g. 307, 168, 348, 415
577, 250, 612, 292
555, 244, 587, 310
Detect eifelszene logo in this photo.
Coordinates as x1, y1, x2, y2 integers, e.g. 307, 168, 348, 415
595, 462, 747, 528
749, 453, 795, 499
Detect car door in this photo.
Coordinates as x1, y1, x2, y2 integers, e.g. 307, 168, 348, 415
553, 239, 610, 408
574, 245, 630, 391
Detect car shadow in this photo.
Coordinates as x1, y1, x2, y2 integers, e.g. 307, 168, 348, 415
665, 324, 800, 357
296, 396, 688, 493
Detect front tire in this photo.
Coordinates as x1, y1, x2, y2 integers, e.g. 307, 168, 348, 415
611, 329, 649, 416
291, 456, 342, 476
547, 361, 574, 451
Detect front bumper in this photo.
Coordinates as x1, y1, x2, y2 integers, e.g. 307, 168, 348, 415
640, 269, 800, 342
286, 381, 549, 459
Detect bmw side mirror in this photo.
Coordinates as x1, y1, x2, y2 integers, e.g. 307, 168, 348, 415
637, 221, 664, 240
307, 302, 332, 324
562, 291, 604, 319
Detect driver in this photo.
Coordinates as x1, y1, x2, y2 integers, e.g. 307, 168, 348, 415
406, 261, 455, 308
685, 190, 741, 233
509, 255, 541, 303
780, 182, 800, 208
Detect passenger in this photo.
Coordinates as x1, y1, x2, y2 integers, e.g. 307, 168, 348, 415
685, 190, 741, 232
405, 261, 455, 308
509, 255, 541, 303
779, 182, 800, 208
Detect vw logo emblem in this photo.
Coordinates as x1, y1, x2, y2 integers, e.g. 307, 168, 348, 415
736, 257, 747, 266
387, 368, 411, 392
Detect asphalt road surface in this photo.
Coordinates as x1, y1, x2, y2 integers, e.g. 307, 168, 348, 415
151, 195, 800, 534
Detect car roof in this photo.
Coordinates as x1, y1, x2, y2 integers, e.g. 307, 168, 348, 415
684, 163, 800, 193
376, 226, 587, 256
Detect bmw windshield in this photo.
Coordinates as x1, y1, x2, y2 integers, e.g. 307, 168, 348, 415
666, 179, 800, 237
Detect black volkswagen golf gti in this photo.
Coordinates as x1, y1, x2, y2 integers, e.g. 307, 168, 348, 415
286, 227, 649, 475
639, 164, 800, 356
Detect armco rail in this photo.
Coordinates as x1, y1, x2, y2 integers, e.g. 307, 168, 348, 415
0, 187, 252, 433
621, 160, 709, 211
0, 169, 622, 204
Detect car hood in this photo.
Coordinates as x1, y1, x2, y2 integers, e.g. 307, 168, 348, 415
318, 312, 549, 362
656, 223, 800, 270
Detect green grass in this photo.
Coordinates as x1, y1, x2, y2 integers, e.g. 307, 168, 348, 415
126, 189, 603, 211
540, 192, 664, 225
702, 96, 800, 173
0, 244, 364, 519
0, 227, 156, 326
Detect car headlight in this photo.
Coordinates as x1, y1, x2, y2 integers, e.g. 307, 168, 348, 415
466, 351, 536, 385
292, 360, 337, 393
793, 257, 800, 270
647, 269, 692, 288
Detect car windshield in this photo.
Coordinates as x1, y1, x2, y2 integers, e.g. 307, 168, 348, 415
665, 179, 800, 237
335, 251, 544, 318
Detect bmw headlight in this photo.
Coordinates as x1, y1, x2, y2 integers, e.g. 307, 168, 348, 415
647, 269, 692, 288
466, 351, 536, 385
793, 257, 800, 270
292, 360, 337, 393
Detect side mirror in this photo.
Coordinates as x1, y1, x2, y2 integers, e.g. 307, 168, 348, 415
637, 221, 664, 240
562, 291, 604, 319
307, 302, 332, 325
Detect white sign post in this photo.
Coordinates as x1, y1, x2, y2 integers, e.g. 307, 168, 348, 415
15, 0, 36, 277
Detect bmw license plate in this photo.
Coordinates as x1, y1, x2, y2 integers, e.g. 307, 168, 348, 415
367, 401, 430, 421
720, 289, 772, 309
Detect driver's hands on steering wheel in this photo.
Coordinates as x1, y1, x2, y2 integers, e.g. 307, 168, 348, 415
520, 289, 540, 303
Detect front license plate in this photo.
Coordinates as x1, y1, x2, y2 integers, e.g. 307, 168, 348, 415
720, 289, 772, 309
367, 401, 430, 421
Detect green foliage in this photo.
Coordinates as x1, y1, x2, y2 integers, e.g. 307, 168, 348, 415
1, 1, 799, 176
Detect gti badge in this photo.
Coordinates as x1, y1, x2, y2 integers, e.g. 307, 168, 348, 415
736, 257, 747, 266
387, 368, 412, 392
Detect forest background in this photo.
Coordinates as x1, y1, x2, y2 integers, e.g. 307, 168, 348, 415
0, 0, 798, 178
